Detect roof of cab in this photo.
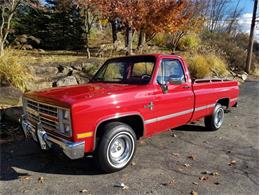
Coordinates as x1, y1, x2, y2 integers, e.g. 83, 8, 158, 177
107, 53, 182, 60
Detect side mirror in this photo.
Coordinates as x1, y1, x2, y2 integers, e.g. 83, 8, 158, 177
157, 80, 168, 94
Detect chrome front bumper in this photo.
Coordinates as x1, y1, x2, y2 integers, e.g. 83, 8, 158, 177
21, 115, 85, 159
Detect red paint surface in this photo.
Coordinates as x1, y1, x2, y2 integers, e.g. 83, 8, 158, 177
24, 54, 239, 153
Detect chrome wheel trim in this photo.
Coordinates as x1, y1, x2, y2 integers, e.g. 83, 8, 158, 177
214, 107, 224, 128
106, 131, 135, 169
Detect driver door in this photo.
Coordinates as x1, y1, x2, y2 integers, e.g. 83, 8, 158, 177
152, 58, 194, 133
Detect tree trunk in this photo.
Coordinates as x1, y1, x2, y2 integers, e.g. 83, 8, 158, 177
0, 41, 4, 57
111, 21, 117, 43
125, 25, 132, 55
86, 35, 90, 59
245, 0, 258, 73
137, 29, 146, 52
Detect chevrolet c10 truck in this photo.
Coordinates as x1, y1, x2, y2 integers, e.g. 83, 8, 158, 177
22, 54, 239, 172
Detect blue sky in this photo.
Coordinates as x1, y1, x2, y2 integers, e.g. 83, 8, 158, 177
231, 0, 259, 40
235, 0, 255, 14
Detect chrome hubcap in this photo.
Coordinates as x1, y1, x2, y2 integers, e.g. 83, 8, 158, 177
107, 132, 134, 168
214, 108, 224, 128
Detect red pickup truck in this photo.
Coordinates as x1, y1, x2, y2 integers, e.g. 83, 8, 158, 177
22, 54, 239, 172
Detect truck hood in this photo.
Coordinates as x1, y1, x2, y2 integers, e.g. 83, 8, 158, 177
24, 83, 139, 107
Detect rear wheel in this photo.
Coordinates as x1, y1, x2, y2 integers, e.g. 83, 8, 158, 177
204, 103, 225, 130
95, 122, 136, 173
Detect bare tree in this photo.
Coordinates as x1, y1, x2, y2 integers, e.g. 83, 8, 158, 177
226, 0, 243, 34
76, 0, 99, 59
0, 0, 22, 57
206, 0, 230, 32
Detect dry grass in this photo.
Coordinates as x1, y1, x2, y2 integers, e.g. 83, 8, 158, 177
187, 54, 229, 79
0, 49, 32, 91
16, 50, 87, 65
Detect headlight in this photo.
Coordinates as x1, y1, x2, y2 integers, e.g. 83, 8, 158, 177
58, 108, 72, 137
63, 110, 70, 119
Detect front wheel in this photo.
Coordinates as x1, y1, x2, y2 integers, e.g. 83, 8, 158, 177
95, 122, 136, 173
204, 103, 225, 130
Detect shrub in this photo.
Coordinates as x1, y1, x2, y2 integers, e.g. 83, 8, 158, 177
0, 49, 31, 91
178, 34, 200, 51
201, 32, 259, 71
187, 54, 229, 79
152, 33, 167, 47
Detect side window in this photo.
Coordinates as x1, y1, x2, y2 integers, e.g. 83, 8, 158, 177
132, 62, 154, 77
157, 59, 185, 84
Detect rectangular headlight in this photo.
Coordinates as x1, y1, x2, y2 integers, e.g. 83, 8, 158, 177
58, 108, 72, 137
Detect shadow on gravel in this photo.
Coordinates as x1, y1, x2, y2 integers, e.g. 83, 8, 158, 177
173, 124, 213, 132
0, 139, 105, 181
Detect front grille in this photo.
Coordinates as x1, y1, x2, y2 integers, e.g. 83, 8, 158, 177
28, 100, 57, 117
25, 99, 59, 132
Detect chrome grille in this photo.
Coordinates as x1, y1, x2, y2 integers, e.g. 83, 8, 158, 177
25, 99, 59, 132
28, 100, 57, 117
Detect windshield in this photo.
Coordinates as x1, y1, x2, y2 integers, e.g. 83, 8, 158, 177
91, 56, 156, 84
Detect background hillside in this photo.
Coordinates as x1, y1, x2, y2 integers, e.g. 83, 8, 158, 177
0, 0, 259, 106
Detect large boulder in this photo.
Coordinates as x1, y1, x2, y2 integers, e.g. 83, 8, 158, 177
0, 86, 23, 106
55, 76, 78, 87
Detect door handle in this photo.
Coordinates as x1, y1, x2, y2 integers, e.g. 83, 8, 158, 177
144, 102, 154, 110
183, 86, 191, 89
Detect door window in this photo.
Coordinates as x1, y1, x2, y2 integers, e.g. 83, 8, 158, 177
157, 59, 185, 84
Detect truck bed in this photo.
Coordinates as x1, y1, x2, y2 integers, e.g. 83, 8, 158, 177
191, 78, 239, 121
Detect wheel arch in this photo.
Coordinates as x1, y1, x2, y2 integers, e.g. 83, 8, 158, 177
216, 98, 230, 109
93, 113, 145, 150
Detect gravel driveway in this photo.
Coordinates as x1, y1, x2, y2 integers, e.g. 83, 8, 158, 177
0, 80, 258, 195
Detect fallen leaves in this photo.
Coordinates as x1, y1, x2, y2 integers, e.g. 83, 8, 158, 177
172, 152, 180, 157
188, 155, 196, 160
114, 183, 129, 190
139, 140, 147, 145
191, 190, 198, 195
161, 179, 175, 187
201, 171, 220, 176
171, 133, 177, 138
199, 176, 209, 181
228, 160, 237, 166
80, 189, 88, 193
38, 176, 44, 183
214, 181, 220, 185
184, 163, 191, 168
192, 182, 198, 185
210, 172, 220, 176
19, 175, 31, 181
131, 162, 136, 166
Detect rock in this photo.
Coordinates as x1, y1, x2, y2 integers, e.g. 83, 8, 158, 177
74, 74, 90, 84
21, 44, 33, 50
26, 81, 53, 91
38, 49, 45, 53
241, 74, 247, 81
32, 66, 59, 76
71, 64, 83, 71
0, 86, 23, 105
4, 106, 23, 123
55, 76, 78, 87
57, 65, 73, 76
